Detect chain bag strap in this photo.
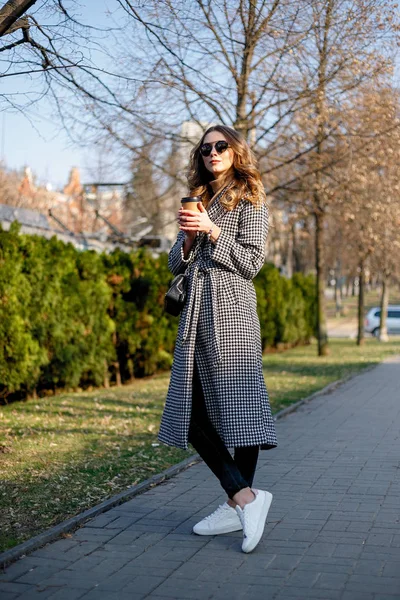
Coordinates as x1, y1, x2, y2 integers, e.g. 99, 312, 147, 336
164, 234, 203, 316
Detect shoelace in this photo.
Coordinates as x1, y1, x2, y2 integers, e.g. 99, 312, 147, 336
236, 508, 246, 536
238, 500, 258, 538
204, 504, 229, 522
242, 509, 256, 537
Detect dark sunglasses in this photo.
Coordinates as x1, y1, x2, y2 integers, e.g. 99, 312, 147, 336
200, 140, 230, 157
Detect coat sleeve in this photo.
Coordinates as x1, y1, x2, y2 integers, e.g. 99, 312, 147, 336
210, 200, 268, 280
168, 231, 196, 275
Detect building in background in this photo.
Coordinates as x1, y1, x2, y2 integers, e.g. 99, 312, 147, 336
0, 132, 296, 268
0, 164, 133, 252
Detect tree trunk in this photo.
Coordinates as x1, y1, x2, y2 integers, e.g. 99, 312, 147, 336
357, 261, 365, 345
315, 210, 329, 355
234, 2, 256, 139
103, 359, 110, 388
378, 276, 389, 342
345, 275, 351, 297
112, 331, 122, 386
109, 299, 121, 386
312, 1, 332, 357
127, 358, 135, 383
286, 223, 294, 278
334, 271, 343, 318
0, 0, 37, 36
335, 239, 343, 315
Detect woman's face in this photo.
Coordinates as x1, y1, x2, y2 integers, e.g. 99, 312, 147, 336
201, 131, 234, 179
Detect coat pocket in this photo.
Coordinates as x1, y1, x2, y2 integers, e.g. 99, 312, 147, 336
218, 270, 238, 305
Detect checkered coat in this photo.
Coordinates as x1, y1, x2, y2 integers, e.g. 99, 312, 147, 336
158, 186, 278, 451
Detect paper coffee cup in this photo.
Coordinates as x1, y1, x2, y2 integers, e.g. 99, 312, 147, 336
181, 196, 201, 212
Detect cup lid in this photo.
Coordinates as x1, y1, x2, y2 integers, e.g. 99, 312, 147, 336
181, 196, 201, 202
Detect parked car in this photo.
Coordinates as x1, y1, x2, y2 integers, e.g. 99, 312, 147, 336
364, 305, 400, 337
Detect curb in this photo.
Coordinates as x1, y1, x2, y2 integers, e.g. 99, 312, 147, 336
0, 454, 201, 569
0, 361, 383, 569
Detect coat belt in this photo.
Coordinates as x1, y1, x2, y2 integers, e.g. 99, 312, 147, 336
181, 264, 222, 365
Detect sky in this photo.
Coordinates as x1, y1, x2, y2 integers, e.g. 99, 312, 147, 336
1, 1, 399, 191
1, 108, 91, 189
1, 0, 122, 190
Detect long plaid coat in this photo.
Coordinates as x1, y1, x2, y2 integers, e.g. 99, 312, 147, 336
158, 186, 278, 451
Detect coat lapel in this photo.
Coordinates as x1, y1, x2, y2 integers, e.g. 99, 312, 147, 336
206, 183, 232, 225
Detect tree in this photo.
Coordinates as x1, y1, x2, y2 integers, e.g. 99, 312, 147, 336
0, 164, 23, 206
109, 1, 304, 145
31, 0, 321, 189
0, 0, 128, 117
110, 1, 397, 357
336, 86, 400, 345
128, 141, 163, 235
0, 0, 38, 37
364, 90, 400, 342
271, 0, 398, 354
2, 0, 399, 358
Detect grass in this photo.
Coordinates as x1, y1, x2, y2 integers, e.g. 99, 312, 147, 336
1, 337, 399, 552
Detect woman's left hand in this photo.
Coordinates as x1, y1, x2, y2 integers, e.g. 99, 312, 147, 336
179, 203, 213, 233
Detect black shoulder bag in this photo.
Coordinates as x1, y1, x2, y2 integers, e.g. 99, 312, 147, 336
164, 236, 202, 316
164, 271, 188, 316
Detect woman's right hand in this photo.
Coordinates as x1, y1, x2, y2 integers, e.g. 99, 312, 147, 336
178, 208, 197, 242
178, 208, 199, 242
178, 208, 197, 258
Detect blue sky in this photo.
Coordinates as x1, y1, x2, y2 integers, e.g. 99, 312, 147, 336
1, 107, 91, 189
1, 0, 122, 189
1, 1, 399, 190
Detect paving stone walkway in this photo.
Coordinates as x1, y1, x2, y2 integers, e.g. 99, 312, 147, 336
1, 356, 400, 600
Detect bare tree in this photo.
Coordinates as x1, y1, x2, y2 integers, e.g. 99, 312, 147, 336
2, 1, 399, 359
366, 90, 400, 342
0, 0, 131, 120
270, 0, 398, 355
0, 0, 38, 37
0, 163, 24, 206
336, 86, 400, 345
108, 1, 305, 146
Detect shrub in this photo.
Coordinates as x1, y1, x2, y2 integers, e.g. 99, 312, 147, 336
0, 223, 45, 396
254, 263, 316, 351
0, 228, 316, 400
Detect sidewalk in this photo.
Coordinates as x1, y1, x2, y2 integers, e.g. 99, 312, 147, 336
1, 356, 400, 600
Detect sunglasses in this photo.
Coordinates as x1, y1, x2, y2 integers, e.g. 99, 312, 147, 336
200, 140, 230, 157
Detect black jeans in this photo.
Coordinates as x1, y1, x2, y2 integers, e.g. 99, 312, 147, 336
188, 363, 259, 499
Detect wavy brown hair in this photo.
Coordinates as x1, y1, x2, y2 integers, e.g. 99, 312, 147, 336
187, 125, 266, 210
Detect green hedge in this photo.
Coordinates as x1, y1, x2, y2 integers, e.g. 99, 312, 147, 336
0, 225, 316, 400
254, 264, 317, 349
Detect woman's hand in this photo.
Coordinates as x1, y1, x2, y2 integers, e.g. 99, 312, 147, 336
179, 202, 213, 236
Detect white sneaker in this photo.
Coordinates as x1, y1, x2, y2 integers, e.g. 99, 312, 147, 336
235, 489, 273, 553
193, 502, 243, 535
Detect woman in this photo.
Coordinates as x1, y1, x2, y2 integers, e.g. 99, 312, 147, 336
159, 125, 277, 553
